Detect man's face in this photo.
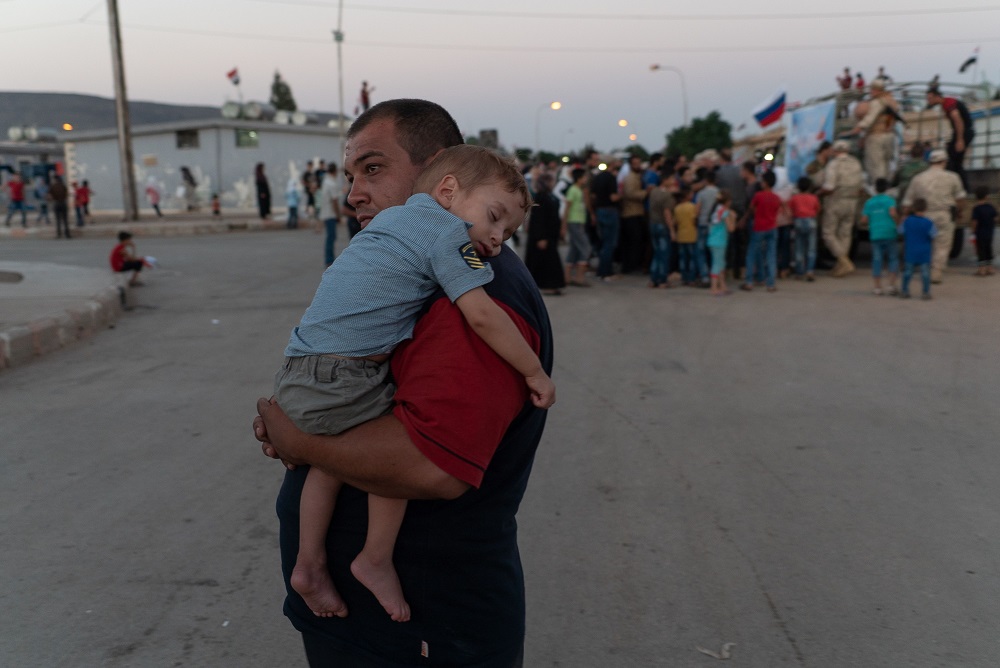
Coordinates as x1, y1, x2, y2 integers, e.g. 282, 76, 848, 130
448, 181, 525, 258
926, 93, 941, 109
345, 118, 427, 228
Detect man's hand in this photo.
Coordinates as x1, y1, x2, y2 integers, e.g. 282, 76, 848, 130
254, 396, 306, 469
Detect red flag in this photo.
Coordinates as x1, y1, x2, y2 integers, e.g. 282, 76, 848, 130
227, 68, 240, 85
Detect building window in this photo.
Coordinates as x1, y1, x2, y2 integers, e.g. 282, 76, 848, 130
235, 129, 259, 148
176, 130, 199, 149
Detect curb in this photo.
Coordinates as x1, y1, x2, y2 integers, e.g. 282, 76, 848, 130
0, 284, 123, 373
0, 216, 294, 239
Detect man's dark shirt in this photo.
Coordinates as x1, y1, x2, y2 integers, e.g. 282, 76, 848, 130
590, 171, 619, 209
276, 246, 553, 667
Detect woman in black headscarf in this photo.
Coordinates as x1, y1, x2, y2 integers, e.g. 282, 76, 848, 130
524, 171, 566, 295
254, 162, 271, 219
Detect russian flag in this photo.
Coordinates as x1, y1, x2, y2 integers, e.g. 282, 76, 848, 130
227, 67, 240, 86
752, 87, 786, 128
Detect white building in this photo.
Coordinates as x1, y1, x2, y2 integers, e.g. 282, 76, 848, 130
63, 118, 347, 212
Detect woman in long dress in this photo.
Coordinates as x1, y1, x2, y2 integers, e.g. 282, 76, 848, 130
254, 162, 271, 219
524, 172, 566, 295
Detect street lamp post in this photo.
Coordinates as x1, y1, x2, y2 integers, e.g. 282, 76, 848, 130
650, 64, 689, 127
534, 101, 562, 157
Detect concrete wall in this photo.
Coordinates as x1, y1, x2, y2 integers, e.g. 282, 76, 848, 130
67, 125, 345, 212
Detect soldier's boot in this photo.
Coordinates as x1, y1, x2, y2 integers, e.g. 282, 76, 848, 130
830, 257, 848, 277
843, 257, 856, 274
931, 269, 943, 284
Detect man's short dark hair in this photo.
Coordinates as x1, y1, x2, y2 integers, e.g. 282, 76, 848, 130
348, 99, 463, 166
571, 168, 587, 182
912, 197, 928, 213
741, 160, 756, 175
817, 140, 832, 152
117, 231, 132, 242
797, 176, 812, 192
975, 185, 990, 200
762, 171, 776, 188
703, 170, 716, 184
875, 178, 889, 193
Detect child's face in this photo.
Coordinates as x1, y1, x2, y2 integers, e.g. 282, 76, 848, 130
445, 181, 525, 258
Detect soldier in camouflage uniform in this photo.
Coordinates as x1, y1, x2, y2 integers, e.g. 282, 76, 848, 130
901, 149, 966, 283
850, 78, 900, 182
820, 140, 865, 277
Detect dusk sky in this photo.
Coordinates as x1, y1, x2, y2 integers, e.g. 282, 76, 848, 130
4, 0, 998, 154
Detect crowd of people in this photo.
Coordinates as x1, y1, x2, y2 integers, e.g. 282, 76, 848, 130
516, 79, 995, 299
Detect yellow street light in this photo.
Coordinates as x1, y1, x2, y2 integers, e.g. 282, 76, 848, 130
62, 123, 73, 131
618, 119, 628, 127
535, 101, 563, 155
629, 133, 637, 141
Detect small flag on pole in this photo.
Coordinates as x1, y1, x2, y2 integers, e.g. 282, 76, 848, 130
959, 47, 979, 74
752, 87, 787, 128
227, 67, 240, 85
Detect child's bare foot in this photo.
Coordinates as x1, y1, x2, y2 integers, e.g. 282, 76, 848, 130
291, 562, 349, 618
351, 553, 410, 622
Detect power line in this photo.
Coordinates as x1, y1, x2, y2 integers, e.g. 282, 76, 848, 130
5, 17, 998, 54
250, 0, 1000, 22
104, 23, 1000, 54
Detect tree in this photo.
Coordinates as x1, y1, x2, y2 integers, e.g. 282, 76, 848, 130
665, 110, 732, 159
269, 71, 297, 112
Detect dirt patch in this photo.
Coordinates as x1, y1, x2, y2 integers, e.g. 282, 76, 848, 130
0, 271, 24, 284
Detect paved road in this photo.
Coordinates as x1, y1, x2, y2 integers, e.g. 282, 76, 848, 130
2, 231, 999, 667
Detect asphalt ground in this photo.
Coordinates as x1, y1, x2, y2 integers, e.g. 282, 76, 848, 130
1, 228, 999, 667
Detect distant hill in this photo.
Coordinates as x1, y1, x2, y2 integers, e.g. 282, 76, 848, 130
0, 92, 224, 133
0, 92, 341, 134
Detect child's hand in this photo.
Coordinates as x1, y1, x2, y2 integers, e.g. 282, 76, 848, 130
527, 372, 556, 409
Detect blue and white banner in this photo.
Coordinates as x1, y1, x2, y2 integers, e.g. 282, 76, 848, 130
785, 100, 836, 185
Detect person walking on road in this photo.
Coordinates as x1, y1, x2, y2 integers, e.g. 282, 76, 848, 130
254, 98, 553, 668
254, 163, 271, 220
49, 176, 70, 239
5, 173, 27, 228
318, 162, 341, 267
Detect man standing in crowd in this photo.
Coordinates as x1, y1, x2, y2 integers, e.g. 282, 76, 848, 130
902, 148, 966, 284
715, 148, 746, 279
619, 154, 647, 274
926, 84, 974, 188
254, 99, 552, 668
591, 158, 622, 282
820, 140, 865, 277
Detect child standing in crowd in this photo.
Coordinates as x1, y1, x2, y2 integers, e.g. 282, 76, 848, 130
707, 190, 736, 295
673, 187, 698, 286
898, 197, 937, 300
211, 193, 221, 218
861, 178, 900, 295
562, 167, 592, 287
742, 170, 784, 292
971, 186, 997, 276
789, 176, 820, 281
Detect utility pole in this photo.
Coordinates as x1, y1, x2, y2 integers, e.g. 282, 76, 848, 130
106, 0, 139, 221
333, 0, 346, 169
